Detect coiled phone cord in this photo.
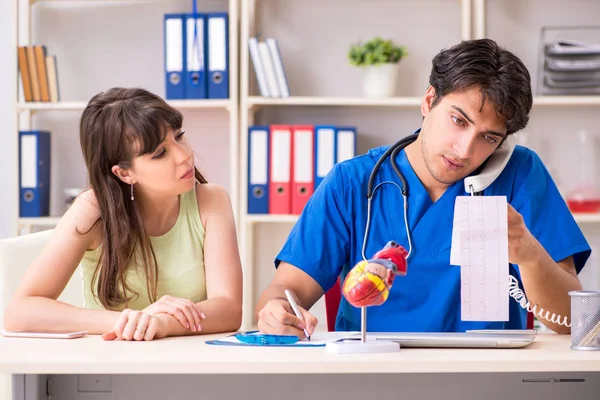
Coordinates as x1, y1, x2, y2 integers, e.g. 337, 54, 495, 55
508, 275, 571, 327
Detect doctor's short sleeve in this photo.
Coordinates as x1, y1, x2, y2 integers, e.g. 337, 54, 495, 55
275, 164, 351, 292
510, 150, 591, 273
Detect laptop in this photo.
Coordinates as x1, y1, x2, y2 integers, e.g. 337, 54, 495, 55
349, 331, 537, 348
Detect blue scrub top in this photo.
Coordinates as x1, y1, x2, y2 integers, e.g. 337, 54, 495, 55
275, 135, 591, 332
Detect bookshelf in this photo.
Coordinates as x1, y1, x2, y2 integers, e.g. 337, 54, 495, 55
237, 0, 473, 329
13, 0, 239, 235
8, 0, 600, 329
238, 0, 600, 329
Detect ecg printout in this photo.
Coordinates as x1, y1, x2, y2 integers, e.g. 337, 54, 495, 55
453, 196, 509, 322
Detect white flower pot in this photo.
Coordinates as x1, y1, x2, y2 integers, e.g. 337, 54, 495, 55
362, 63, 399, 98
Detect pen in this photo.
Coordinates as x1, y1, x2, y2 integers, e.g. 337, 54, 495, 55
284, 289, 311, 341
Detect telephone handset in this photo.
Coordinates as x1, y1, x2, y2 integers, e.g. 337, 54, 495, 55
463, 133, 518, 195
462, 133, 570, 327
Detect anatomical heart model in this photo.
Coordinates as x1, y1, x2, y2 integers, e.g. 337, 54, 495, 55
342, 241, 408, 307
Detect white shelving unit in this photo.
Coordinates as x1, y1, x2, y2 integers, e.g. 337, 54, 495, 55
237, 0, 477, 329
13, 0, 239, 235
237, 0, 600, 329
9, 0, 600, 328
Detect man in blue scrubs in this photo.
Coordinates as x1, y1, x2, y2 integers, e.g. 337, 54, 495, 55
256, 39, 591, 335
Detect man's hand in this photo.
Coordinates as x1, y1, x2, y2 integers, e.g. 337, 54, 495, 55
507, 203, 540, 266
257, 298, 318, 338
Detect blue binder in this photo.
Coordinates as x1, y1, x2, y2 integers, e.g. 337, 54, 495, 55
313, 126, 337, 189
184, 13, 207, 99
206, 12, 229, 99
248, 126, 270, 214
335, 126, 357, 163
19, 131, 51, 217
164, 14, 186, 99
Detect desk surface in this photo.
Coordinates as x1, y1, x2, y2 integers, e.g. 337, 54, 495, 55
1, 333, 599, 374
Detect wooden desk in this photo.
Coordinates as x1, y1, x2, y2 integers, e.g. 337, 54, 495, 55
0, 333, 599, 375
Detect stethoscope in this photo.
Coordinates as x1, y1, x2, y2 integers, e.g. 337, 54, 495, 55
359, 132, 571, 328
361, 131, 484, 263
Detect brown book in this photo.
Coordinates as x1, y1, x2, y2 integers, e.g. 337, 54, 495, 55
46, 55, 59, 103
34, 45, 50, 102
26, 46, 40, 102
17, 46, 33, 102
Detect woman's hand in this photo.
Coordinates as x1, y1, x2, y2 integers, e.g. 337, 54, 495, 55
101, 309, 165, 341
143, 295, 205, 332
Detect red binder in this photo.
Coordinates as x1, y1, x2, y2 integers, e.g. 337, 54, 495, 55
268, 125, 292, 214
291, 125, 314, 215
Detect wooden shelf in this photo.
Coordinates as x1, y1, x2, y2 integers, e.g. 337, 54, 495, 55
168, 99, 232, 110
31, 0, 191, 4
19, 217, 61, 227
17, 101, 87, 111
246, 96, 600, 108
533, 96, 600, 107
247, 96, 422, 108
573, 213, 600, 224
17, 99, 232, 112
21, 212, 597, 227
244, 214, 299, 224
245, 213, 600, 225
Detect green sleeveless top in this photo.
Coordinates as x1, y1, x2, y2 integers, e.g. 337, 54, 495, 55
80, 187, 207, 310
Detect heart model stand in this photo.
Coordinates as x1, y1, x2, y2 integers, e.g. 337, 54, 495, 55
326, 241, 408, 354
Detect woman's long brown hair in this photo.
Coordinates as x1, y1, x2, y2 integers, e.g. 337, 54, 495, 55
79, 88, 207, 309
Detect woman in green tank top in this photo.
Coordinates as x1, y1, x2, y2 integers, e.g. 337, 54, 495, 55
5, 88, 242, 341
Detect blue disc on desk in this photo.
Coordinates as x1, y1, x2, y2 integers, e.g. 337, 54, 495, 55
235, 333, 299, 345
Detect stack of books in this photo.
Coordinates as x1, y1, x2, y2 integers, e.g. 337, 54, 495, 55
17, 46, 60, 103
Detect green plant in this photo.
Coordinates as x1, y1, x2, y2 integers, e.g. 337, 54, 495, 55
348, 37, 407, 67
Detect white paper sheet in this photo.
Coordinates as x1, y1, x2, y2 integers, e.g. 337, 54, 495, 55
452, 196, 509, 322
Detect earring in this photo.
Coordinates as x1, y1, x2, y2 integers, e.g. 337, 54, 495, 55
130, 183, 135, 201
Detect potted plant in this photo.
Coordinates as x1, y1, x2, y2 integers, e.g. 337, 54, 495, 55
348, 37, 407, 98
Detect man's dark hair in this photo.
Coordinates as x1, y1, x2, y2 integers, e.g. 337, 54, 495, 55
429, 38, 533, 135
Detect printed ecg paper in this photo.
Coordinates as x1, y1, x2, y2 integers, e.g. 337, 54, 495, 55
451, 196, 509, 322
